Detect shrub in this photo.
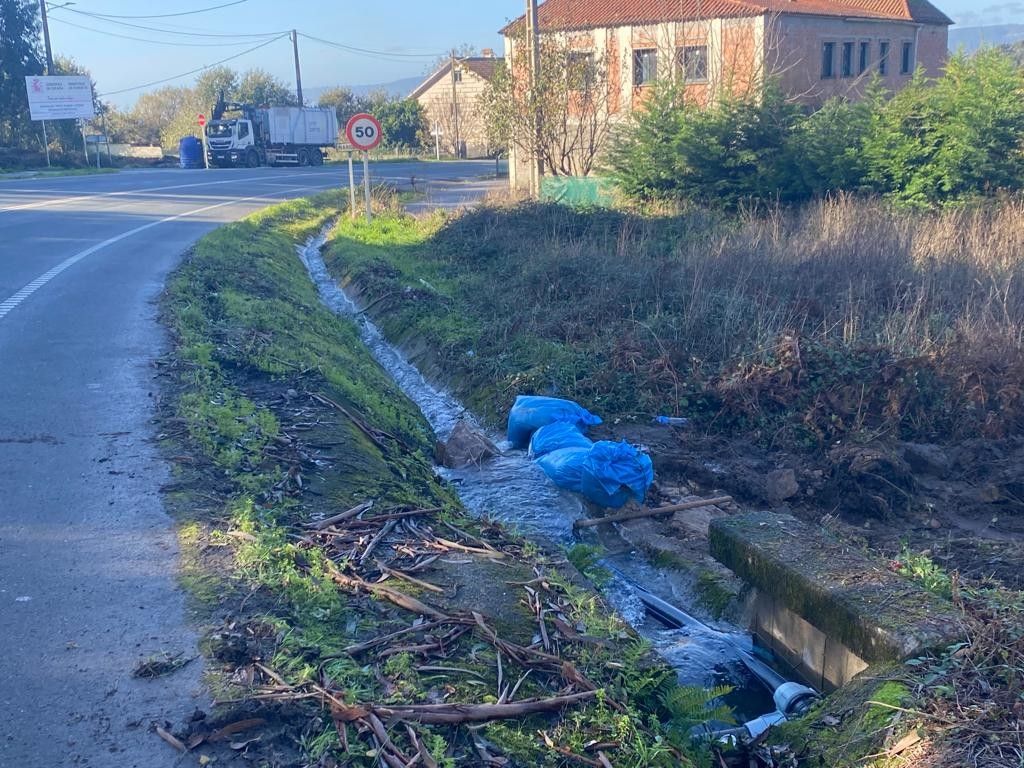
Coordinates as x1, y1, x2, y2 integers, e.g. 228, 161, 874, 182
608, 50, 1024, 209
862, 50, 1024, 207
607, 84, 805, 208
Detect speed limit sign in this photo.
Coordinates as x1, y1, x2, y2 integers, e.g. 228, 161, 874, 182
345, 113, 383, 151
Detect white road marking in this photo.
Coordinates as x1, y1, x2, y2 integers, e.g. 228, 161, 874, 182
0, 182, 337, 322
0, 170, 336, 214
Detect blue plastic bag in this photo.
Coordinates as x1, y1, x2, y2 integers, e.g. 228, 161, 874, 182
580, 441, 655, 509
507, 396, 602, 449
528, 422, 594, 459
535, 447, 589, 493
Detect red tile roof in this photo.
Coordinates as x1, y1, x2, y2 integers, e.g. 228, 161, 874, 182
501, 0, 953, 34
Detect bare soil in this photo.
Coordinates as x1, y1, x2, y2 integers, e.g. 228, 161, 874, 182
596, 421, 1024, 589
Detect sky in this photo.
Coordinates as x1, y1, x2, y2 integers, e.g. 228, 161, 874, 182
43, 0, 523, 108
42, 0, 1024, 109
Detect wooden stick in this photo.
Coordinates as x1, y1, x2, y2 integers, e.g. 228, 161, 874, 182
378, 562, 445, 594
573, 496, 733, 529
334, 690, 597, 725
304, 500, 374, 530
431, 536, 505, 558
343, 618, 470, 655
359, 519, 397, 565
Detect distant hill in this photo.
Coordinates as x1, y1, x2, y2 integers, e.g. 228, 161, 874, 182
949, 25, 1024, 53
304, 76, 424, 105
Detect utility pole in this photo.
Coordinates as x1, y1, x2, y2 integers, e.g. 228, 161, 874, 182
39, 1, 54, 167
525, 0, 542, 197
39, 0, 54, 73
291, 30, 304, 106
449, 49, 460, 159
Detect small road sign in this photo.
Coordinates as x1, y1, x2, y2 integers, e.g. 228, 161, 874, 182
198, 114, 207, 127
345, 113, 382, 152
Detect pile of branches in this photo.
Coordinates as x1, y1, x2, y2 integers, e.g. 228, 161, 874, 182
222, 501, 678, 767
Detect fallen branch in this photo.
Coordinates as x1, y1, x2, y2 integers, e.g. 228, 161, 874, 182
333, 690, 598, 725
309, 392, 400, 451
359, 519, 398, 564
378, 561, 445, 594
430, 536, 506, 558
328, 562, 449, 620
573, 496, 734, 529
304, 500, 374, 530
343, 618, 471, 655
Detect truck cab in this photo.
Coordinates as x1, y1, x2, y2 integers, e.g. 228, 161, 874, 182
205, 118, 260, 167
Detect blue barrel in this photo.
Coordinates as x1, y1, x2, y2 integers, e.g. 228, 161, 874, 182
178, 136, 203, 169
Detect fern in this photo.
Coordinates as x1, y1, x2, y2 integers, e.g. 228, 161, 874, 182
661, 684, 736, 730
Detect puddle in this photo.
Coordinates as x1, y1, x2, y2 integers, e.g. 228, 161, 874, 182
299, 232, 780, 720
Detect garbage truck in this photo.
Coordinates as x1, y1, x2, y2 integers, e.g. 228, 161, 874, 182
205, 95, 338, 168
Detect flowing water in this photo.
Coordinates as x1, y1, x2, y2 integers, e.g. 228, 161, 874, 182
299, 234, 780, 720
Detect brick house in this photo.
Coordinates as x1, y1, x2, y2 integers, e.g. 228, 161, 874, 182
502, 0, 953, 188
411, 52, 501, 159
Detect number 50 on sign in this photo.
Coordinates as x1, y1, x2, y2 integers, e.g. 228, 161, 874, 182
345, 113, 382, 151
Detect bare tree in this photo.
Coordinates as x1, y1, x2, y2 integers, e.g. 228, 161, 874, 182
483, 35, 615, 177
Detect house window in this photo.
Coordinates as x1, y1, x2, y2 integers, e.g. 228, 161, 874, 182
859, 41, 870, 74
676, 45, 708, 82
841, 42, 854, 77
901, 41, 914, 74
879, 41, 890, 75
453, 69, 463, 83
821, 42, 836, 79
633, 48, 657, 86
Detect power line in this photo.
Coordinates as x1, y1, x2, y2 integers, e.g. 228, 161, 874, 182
51, 6, 285, 39
74, 0, 251, 20
300, 33, 443, 60
98, 34, 289, 97
49, 15, 274, 47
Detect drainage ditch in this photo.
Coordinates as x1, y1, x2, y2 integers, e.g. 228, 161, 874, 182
299, 232, 801, 727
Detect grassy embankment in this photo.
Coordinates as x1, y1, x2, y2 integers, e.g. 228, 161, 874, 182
323, 196, 1024, 447
160, 193, 728, 767
321, 197, 1024, 767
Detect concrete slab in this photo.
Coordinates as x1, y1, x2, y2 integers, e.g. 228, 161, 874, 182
710, 511, 962, 664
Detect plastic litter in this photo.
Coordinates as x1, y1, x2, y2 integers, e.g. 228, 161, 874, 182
507, 396, 602, 449
579, 441, 655, 508
535, 447, 590, 493
653, 415, 689, 426
528, 422, 594, 458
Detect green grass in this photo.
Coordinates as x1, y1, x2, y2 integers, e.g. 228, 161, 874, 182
159, 192, 716, 767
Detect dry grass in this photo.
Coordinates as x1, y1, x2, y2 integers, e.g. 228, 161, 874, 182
416, 194, 1024, 443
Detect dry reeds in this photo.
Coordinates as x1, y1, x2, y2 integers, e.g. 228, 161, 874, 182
427, 195, 1024, 441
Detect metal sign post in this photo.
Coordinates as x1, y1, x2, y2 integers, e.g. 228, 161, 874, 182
198, 114, 209, 170
347, 150, 357, 220
80, 120, 89, 165
41, 120, 50, 168
344, 113, 383, 223
362, 151, 372, 223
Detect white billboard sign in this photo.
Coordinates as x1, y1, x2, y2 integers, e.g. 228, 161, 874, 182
24, 76, 95, 121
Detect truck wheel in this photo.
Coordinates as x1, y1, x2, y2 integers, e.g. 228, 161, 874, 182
310, 149, 324, 166
245, 149, 260, 168
297, 148, 310, 167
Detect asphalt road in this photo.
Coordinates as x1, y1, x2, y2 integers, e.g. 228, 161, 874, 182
0, 161, 497, 767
